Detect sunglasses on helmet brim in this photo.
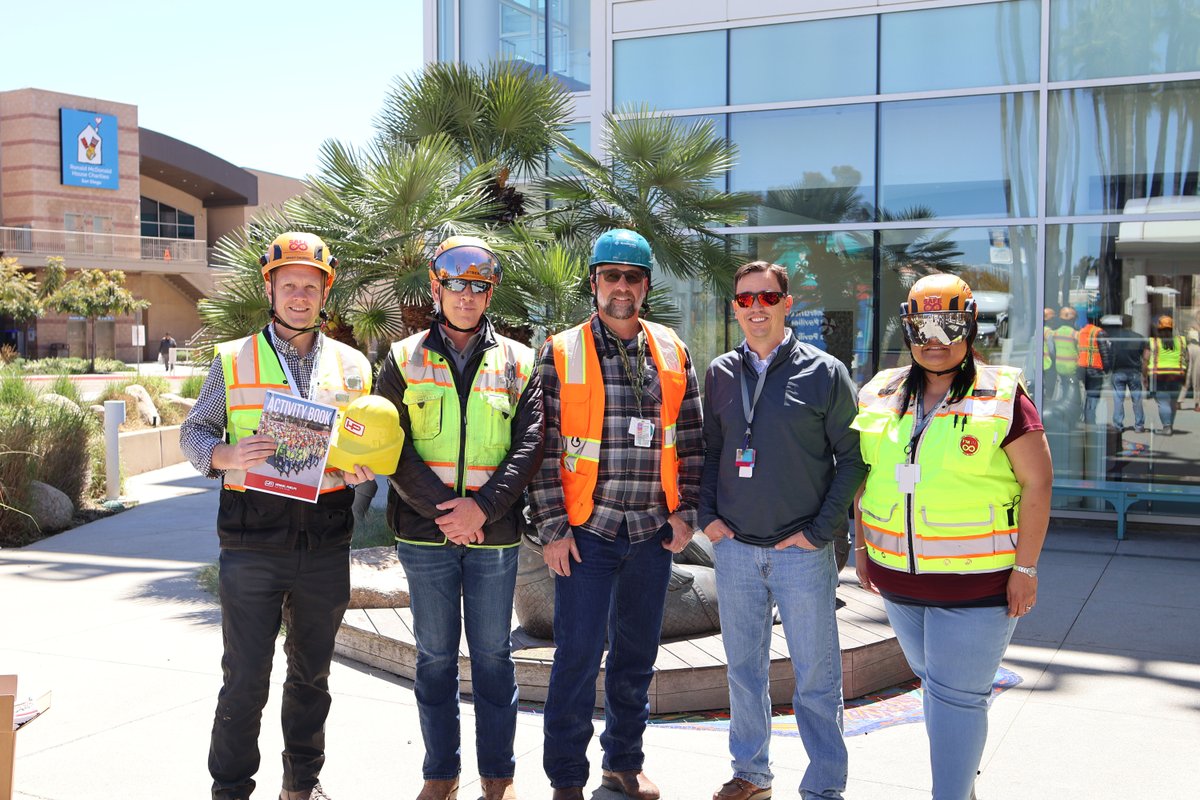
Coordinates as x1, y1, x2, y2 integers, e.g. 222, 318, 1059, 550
901, 311, 974, 346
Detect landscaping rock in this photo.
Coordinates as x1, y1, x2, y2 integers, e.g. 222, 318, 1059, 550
90, 405, 105, 420
160, 392, 196, 413
349, 546, 409, 609
25, 480, 75, 533
37, 393, 81, 412
124, 384, 160, 426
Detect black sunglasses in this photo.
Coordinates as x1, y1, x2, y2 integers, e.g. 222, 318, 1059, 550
440, 278, 492, 294
733, 290, 785, 308
597, 269, 646, 285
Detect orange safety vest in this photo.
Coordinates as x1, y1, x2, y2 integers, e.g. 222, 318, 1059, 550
1077, 324, 1104, 369
551, 317, 688, 527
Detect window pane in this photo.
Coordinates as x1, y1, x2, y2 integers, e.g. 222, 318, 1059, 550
549, 0, 589, 90
739, 231, 876, 386
879, 93, 1038, 220
1048, 80, 1200, 216
437, 0, 454, 60
881, 0, 1039, 93
1051, 0, 1200, 81
141, 221, 157, 238
461, 0, 547, 72
179, 211, 195, 227
730, 16, 876, 105
1045, 222, 1200, 494
140, 196, 158, 222
178, 224, 196, 240
548, 122, 591, 176
730, 105, 875, 226
878, 225, 1038, 379
614, 31, 726, 110
159, 207, 178, 225
654, 272, 728, 388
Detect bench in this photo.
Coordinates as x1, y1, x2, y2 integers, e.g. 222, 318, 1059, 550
1053, 478, 1200, 540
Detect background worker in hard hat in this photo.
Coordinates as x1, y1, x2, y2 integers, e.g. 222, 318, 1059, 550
181, 232, 374, 800
529, 228, 703, 800
852, 273, 1051, 800
1051, 306, 1079, 405
1075, 310, 1111, 425
1143, 315, 1189, 435
374, 236, 543, 800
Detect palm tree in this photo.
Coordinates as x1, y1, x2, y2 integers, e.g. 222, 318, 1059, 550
540, 107, 754, 294
375, 60, 573, 224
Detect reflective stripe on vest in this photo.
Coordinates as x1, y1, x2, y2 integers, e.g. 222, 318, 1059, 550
551, 318, 687, 527
1042, 327, 1054, 370
218, 332, 371, 493
1077, 325, 1104, 369
850, 364, 1023, 575
392, 329, 535, 493
1148, 336, 1187, 378
1052, 325, 1078, 375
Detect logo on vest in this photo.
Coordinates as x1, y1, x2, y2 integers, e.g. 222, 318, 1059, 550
960, 435, 979, 455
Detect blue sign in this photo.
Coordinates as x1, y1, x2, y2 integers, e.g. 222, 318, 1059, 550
60, 108, 119, 190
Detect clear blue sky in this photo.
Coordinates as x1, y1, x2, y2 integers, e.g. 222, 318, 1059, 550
4, 1, 426, 179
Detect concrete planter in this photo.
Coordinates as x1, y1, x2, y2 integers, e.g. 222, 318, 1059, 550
119, 425, 186, 477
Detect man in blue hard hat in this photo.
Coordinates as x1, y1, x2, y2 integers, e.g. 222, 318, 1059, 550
529, 228, 704, 800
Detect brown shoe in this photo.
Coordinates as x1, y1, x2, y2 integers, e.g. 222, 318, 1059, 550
415, 777, 459, 800
481, 776, 517, 799
551, 788, 584, 800
713, 777, 772, 800
600, 769, 660, 800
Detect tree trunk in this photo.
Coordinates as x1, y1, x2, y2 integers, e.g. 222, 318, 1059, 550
88, 316, 96, 373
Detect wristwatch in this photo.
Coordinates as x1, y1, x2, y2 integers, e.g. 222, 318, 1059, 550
1012, 564, 1038, 578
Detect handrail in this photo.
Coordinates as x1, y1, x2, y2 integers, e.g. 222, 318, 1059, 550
0, 226, 207, 263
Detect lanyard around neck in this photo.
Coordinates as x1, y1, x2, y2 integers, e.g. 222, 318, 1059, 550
739, 350, 770, 447
263, 326, 303, 399
606, 323, 647, 414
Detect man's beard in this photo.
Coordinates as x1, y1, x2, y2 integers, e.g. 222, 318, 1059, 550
600, 294, 640, 320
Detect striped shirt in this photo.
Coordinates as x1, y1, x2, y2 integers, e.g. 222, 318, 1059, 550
180, 327, 325, 478
529, 314, 703, 545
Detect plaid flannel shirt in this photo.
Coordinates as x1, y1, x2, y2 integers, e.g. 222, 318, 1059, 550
529, 315, 703, 545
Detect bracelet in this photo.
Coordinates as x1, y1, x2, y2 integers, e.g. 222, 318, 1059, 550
855, 546, 867, 551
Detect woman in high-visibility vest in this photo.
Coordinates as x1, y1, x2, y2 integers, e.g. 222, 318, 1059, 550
1144, 315, 1190, 435
851, 274, 1053, 800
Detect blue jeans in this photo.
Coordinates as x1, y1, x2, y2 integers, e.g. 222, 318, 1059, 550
1152, 377, 1184, 428
542, 523, 673, 789
1111, 368, 1145, 429
883, 601, 1018, 800
714, 538, 847, 800
396, 543, 519, 780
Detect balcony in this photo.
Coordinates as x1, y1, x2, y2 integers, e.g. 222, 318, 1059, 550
0, 226, 207, 264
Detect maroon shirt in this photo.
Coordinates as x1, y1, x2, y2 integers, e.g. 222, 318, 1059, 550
868, 387, 1043, 607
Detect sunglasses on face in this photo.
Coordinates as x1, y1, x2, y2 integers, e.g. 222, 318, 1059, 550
440, 278, 492, 294
597, 269, 646, 285
733, 290, 786, 308
901, 311, 974, 346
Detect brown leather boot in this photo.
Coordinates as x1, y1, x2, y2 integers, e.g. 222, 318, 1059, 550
712, 777, 772, 800
415, 777, 459, 800
481, 776, 517, 799
600, 770, 660, 800
550, 788, 584, 800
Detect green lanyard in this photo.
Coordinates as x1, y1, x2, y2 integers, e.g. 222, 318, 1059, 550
608, 325, 647, 415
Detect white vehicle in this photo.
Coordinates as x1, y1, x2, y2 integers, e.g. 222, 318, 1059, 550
973, 290, 1010, 344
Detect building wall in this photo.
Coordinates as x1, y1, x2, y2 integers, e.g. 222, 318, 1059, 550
207, 168, 305, 247
0, 88, 140, 233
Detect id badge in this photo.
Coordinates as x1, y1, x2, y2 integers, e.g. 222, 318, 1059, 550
629, 417, 655, 448
736, 447, 756, 479
895, 463, 921, 494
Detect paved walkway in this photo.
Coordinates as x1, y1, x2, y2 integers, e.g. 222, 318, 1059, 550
1, 462, 1197, 799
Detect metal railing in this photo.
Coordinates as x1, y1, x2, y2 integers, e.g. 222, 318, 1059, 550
0, 226, 206, 263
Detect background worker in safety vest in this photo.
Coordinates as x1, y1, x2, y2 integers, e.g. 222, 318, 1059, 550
528, 228, 703, 800
1076, 311, 1110, 425
373, 236, 543, 800
1051, 306, 1080, 403
851, 273, 1052, 800
1041, 307, 1057, 400
1143, 315, 1189, 436
181, 232, 374, 800
699, 261, 866, 800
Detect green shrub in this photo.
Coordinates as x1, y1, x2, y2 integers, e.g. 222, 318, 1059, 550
0, 407, 44, 546
179, 372, 207, 399
36, 404, 98, 507
21, 357, 126, 375
95, 376, 188, 426
0, 370, 37, 406
45, 374, 84, 407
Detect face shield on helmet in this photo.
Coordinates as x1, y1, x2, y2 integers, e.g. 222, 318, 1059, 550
901, 311, 976, 346
900, 273, 978, 347
429, 236, 501, 287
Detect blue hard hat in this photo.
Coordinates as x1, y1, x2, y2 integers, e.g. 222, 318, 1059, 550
590, 228, 652, 272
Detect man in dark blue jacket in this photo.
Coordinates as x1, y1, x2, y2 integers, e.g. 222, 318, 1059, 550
699, 261, 865, 800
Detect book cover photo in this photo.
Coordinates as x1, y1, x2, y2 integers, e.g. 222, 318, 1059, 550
243, 390, 338, 503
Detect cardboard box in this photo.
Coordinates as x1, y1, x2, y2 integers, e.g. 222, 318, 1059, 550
1, 676, 52, 800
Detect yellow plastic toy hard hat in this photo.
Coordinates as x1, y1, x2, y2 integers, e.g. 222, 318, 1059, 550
328, 396, 405, 476
260, 232, 338, 288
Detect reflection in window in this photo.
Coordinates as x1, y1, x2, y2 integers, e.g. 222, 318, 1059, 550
1050, 0, 1200, 81
613, 31, 726, 110
456, 0, 589, 89
879, 93, 1038, 220
1048, 81, 1200, 217
881, 0, 1039, 93
730, 16, 876, 105
738, 232, 875, 386
548, 0, 589, 90
1045, 223, 1200, 490
654, 272, 729, 386
438, 0, 455, 60
730, 105, 875, 226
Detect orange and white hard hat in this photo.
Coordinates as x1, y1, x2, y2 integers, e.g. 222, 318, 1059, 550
260, 232, 338, 287
901, 273, 977, 318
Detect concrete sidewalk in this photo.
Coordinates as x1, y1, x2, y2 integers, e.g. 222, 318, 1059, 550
1, 462, 1197, 799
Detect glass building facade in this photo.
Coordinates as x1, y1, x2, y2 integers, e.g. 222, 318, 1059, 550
435, 0, 1200, 522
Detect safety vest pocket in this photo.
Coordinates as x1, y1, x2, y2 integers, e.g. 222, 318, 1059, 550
481, 391, 513, 449
403, 387, 444, 440
860, 500, 898, 524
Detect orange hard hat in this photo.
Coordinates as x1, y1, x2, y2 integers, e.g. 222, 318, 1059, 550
260, 232, 337, 287
901, 273, 977, 318
1158, 315, 1174, 329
